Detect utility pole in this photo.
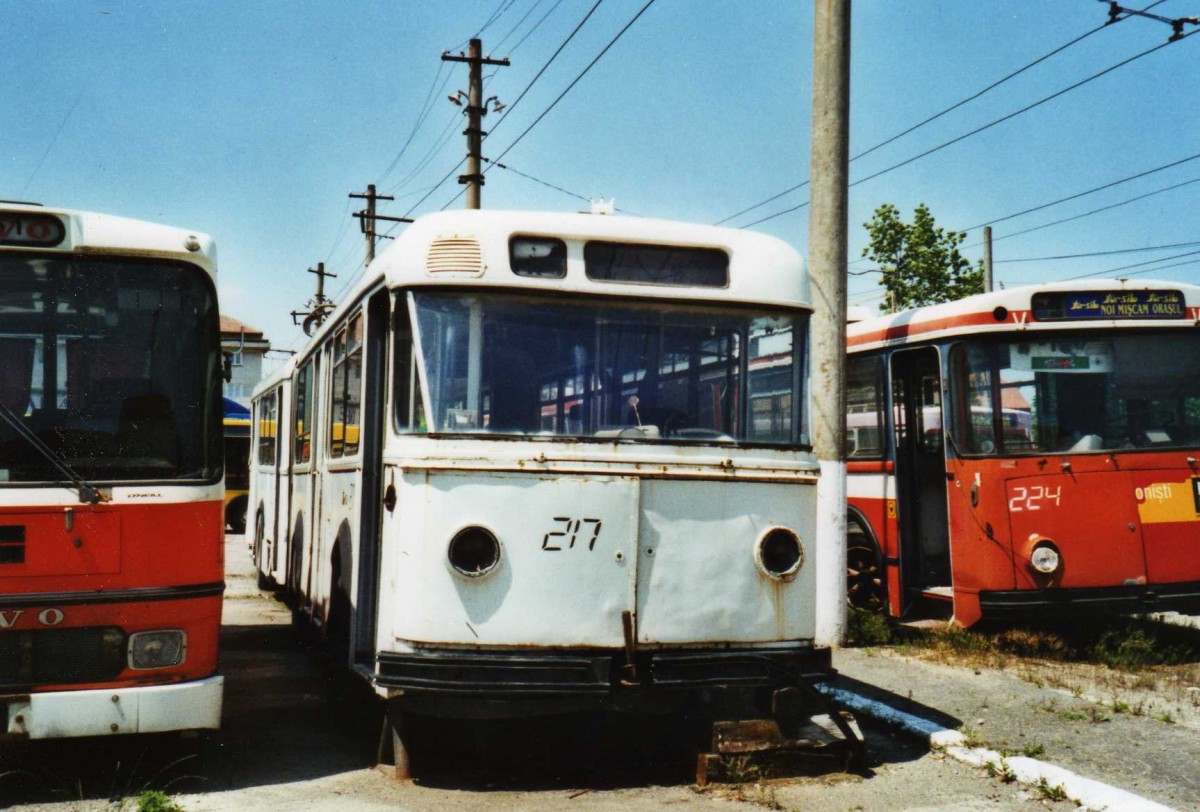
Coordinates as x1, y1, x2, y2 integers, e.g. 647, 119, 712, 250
442, 38, 510, 210
290, 262, 338, 336
808, 0, 851, 648
350, 184, 394, 265
983, 225, 994, 292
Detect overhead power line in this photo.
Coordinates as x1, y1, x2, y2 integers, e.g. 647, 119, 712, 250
376, 63, 453, 187
716, 1, 1177, 228
494, 0, 547, 52
484, 157, 640, 215
510, 0, 567, 54
984, 175, 1200, 245
485, 0, 657, 169
484, 0, 605, 143
847, 34, 1193, 193
995, 240, 1200, 262
966, 150, 1200, 232
439, 0, 658, 212
401, 1, 603, 217
1066, 247, 1200, 279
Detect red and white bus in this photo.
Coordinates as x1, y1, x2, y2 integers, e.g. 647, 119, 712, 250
0, 204, 224, 739
846, 280, 1200, 627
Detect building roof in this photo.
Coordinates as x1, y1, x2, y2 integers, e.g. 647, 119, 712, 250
220, 314, 265, 339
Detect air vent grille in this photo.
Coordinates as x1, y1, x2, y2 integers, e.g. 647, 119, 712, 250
427, 238, 485, 276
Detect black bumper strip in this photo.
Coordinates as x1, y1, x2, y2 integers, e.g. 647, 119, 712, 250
980, 581, 1200, 618
0, 581, 225, 609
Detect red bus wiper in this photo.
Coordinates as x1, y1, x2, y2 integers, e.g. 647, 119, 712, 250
0, 402, 105, 505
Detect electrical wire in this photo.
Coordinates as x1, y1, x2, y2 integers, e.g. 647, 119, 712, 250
437, 0, 656, 212
494, 0, 547, 52
484, 157, 641, 215
510, 0, 567, 55
994, 240, 1200, 262
482, 0, 606, 145
377, 62, 452, 187
1065, 251, 1200, 280
484, 0, 657, 177
987, 175, 1200, 245
716, 1, 1177, 228
20, 89, 85, 196
965, 150, 1200, 232
852, 0, 1169, 166
397, 0, 602, 213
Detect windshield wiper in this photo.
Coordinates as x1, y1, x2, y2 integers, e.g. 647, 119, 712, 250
0, 402, 105, 504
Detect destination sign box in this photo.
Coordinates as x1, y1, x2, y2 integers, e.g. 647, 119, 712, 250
0, 212, 66, 247
1031, 290, 1186, 321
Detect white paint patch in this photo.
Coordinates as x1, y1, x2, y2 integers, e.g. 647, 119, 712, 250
820, 686, 1176, 812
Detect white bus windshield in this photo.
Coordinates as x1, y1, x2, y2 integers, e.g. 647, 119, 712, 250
0, 256, 222, 482
951, 332, 1200, 455
409, 292, 806, 446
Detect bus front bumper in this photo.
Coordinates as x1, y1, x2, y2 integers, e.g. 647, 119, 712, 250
3, 675, 223, 740
979, 581, 1200, 620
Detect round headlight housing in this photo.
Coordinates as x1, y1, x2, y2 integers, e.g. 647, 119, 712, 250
1030, 542, 1062, 575
756, 527, 804, 580
448, 526, 502, 577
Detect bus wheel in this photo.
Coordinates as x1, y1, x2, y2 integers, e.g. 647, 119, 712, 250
847, 516, 886, 613
254, 513, 272, 591
225, 495, 248, 535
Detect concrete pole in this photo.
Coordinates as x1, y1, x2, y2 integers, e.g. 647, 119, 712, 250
983, 225, 994, 292
808, 0, 851, 648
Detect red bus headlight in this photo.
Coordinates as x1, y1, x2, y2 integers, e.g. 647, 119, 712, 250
128, 630, 187, 670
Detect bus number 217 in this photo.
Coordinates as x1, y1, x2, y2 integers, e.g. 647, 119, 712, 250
542, 518, 603, 551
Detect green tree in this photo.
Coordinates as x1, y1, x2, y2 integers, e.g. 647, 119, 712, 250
862, 203, 984, 312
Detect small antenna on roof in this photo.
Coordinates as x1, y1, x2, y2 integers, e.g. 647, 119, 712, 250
590, 197, 615, 215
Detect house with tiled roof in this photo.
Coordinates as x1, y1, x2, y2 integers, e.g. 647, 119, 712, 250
220, 315, 271, 405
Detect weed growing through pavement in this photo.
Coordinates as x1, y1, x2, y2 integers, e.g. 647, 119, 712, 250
959, 726, 985, 748
984, 759, 1016, 783
1035, 779, 1069, 802
1021, 742, 1046, 759
136, 790, 187, 812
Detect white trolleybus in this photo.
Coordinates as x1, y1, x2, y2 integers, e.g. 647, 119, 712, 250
846, 280, 1200, 627
0, 204, 225, 739
249, 209, 836, 768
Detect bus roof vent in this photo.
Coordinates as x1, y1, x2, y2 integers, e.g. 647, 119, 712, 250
426, 237, 485, 277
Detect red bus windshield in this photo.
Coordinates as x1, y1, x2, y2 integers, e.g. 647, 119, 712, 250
951, 331, 1200, 455
0, 256, 222, 482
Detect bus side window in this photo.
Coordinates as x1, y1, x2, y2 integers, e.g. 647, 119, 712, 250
393, 294, 426, 433
846, 354, 885, 458
950, 344, 996, 455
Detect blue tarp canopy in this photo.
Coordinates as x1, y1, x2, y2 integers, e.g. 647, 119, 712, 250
224, 397, 252, 437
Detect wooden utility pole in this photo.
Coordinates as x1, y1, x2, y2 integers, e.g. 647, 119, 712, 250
442, 38, 510, 209
350, 184, 394, 265
983, 225, 994, 292
808, 0, 851, 648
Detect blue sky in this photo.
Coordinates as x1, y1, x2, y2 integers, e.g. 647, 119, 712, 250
6, 1, 1199, 363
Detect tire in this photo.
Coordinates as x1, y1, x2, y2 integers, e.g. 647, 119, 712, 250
846, 515, 886, 613
254, 512, 273, 591
225, 495, 248, 535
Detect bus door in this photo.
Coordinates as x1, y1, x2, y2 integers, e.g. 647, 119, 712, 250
354, 291, 389, 665
890, 347, 951, 605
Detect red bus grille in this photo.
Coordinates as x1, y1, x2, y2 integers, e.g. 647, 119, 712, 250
0, 627, 126, 687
